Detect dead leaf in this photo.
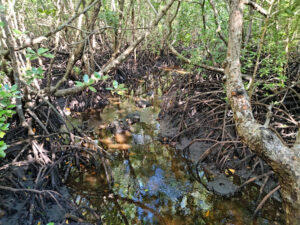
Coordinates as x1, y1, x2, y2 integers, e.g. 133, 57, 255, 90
99, 137, 113, 145
108, 143, 131, 150
115, 133, 127, 144
205, 210, 210, 217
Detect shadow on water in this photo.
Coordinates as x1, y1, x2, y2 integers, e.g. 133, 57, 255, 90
66, 89, 284, 225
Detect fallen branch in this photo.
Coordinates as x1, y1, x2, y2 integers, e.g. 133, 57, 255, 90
254, 185, 281, 217
167, 42, 224, 73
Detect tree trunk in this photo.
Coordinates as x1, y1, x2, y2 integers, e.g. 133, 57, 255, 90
225, 0, 300, 224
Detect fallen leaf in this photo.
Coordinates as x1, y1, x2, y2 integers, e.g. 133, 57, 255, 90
225, 168, 235, 175
205, 210, 210, 217
228, 168, 235, 174
115, 133, 127, 144
99, 137, 113, 145
108, 143, 131, 150
124, 130, 132, 137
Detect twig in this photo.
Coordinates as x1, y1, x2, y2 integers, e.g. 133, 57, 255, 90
238, 171, 274, 189
27, 108, 50, 134
0, 185, 60, 195
253, 185, 280, 217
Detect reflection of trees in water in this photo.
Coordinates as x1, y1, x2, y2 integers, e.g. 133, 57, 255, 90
110, 136, 208, 224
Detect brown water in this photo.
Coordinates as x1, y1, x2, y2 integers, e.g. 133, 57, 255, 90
66, 92, 284, 225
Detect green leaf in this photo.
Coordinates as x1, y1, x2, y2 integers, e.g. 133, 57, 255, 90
83, 74, 89, 83
94, 72, 101, 79
106, 87, 113, 90
0, 149, 6, 158
12, 29, 22, 35
0, 131, 5, 138
73, 66, 81, 74
88, 79, 95, 85
37, 48, 49, 55
113, 80, 118, 89
102, 75, 110, 81
46, 223, 54, 225
0, 142, 7, 151
11, 84, 18, 91
29, 55, 39, 60
75, 81, 84, 86
36, 67, 44, 75
26, 48, 36, 54
117, 91, 124, 95
0, 21, 4, 27
42, 53, 55, 59
89, 86, 97, 92
7, 104, 16, 109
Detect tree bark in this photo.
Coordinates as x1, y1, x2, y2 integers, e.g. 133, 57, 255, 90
225, 0, 300, 224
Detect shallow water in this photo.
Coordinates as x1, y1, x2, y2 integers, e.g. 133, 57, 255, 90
67, 93, 284, 225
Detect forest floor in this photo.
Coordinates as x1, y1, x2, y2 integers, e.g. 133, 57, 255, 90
0, 52, 299, 224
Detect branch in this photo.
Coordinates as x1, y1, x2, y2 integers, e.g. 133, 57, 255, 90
208, 0, 227, 45
244, 0, 268, 17
2, 0, 99, 56
167, 42, 225, 73
54, 0, 177, 97
147, 0, 158, 15
247, 0, 275, 98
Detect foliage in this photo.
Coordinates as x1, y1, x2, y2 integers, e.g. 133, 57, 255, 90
75, 72, 110, 93
24, 48, 55, 84
25, 48, 55, 61
0, 84, 19, 158
24, 67, 44, 84
106, 80, 128, 96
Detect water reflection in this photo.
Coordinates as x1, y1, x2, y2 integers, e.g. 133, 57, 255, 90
67, 95, 283, 225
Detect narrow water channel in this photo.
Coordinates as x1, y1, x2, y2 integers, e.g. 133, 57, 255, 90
66, 90, 283, 225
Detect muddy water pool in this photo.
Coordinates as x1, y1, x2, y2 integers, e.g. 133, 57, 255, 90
66, 92, 284, 225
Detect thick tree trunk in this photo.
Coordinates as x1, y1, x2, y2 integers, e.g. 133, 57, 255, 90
225, 0, 300, 224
